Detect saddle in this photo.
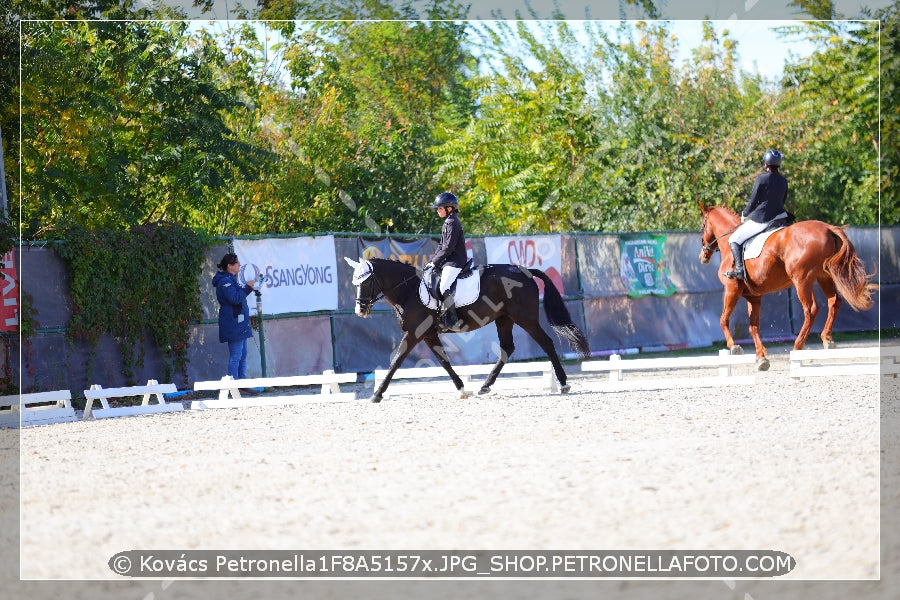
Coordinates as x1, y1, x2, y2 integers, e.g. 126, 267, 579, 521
741, 212, 796, 260
420, 259, 481, 310
426, 258, 475, 302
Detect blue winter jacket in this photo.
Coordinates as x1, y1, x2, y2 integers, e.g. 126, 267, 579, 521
212, 271, 253, 343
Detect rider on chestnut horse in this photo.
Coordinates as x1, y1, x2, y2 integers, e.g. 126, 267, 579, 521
726, 149, 791, 280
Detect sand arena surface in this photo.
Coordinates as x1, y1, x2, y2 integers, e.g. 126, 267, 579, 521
9, 341, 898, 600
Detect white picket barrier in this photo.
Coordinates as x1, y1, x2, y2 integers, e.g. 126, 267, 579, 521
789, 345, 900, 379
83, 380, 182, 419
373, 361, 558, 398
191, 370, 358, 409
580, 349, 758, 391
0, 390, 78, 428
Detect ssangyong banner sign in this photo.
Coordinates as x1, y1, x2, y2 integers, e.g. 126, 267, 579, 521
233, 236, 338, 315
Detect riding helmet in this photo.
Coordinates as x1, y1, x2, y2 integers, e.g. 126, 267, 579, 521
763, 149, 783, 167
431, 192, 459, 210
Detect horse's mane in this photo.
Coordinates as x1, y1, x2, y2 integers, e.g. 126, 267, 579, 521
369, 257, 416, 270
715, 205, 741, 219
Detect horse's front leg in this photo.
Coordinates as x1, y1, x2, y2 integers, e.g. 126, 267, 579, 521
745, 294, 770, 371
720, 284, 742, 355
370, 331, 419, 403
423, 332, 468, 398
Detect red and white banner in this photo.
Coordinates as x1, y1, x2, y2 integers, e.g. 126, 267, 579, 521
232, 236, 338, 315
0, 249, 17, 331
484, 235, 564, 298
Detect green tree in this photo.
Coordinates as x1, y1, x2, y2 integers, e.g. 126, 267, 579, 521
223, 4, 474, 235
772, 15, 881, 225
20, 19, 269, 238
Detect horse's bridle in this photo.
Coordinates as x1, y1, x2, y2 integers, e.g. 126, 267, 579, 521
355, 266, 420, 312
700, 211, 738, 255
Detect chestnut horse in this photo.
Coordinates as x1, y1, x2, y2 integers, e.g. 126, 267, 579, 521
698, 202, 875, 370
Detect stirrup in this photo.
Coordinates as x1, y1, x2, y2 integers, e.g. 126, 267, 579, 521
725, 268, 745, 280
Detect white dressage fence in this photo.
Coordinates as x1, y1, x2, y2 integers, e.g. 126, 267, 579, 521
191, 370, 358, 409
83, 380, 182, 420
0, 390, 78, 428
789, 345, 900, 379
579, 349, 758, 391
372, 361, 558, 398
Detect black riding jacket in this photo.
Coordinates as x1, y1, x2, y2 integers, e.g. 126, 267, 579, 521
742, 171, 789, 223
429, 211, 467, 268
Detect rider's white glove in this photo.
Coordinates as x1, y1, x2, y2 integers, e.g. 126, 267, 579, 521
740, 215, 748, 223
424, 262, 435, 270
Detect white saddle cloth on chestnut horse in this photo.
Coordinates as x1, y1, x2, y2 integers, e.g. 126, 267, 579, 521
744, 226, 785, 260
419, 267, 481, 311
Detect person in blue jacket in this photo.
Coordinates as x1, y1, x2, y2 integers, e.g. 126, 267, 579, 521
212, 253, 255, 379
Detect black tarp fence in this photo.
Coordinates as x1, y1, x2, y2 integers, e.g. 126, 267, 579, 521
8, 227, 894, 394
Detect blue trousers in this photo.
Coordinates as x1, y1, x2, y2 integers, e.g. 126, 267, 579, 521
227, 339, 248, 379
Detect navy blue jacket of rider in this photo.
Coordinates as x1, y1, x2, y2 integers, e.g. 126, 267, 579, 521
429, 211, 467, 268
742, 171, 789, 223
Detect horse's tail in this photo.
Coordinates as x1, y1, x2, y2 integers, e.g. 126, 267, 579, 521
824, 225, 877, 312
529, 269, 591, 359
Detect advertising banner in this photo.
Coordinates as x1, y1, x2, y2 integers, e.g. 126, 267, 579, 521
484, 235, 563, 297
0, 249, 17, 331
233, 236, 338, 315
619, 234, 677, 297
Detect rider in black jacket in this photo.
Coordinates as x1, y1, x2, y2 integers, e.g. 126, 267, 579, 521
726, 149, 790, 280
424, 192, 467, 329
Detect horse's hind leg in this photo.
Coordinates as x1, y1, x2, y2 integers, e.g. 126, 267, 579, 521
745, 294, 769, 371
816, 274, 841, 349
518, 320, 570, 393
792, 277, 820, 351
479, 316, 515, 395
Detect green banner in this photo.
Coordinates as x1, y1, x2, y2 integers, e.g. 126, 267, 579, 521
619, 234, 677, 297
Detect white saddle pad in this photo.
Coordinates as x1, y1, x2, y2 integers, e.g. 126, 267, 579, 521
744, 226, 784, 260
419, 270, 481, 310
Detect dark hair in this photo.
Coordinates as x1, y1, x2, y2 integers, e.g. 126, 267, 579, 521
218, 253, 239, 271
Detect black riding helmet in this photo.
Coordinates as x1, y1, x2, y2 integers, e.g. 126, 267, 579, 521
431, 192, 459, 210
763, 149, 783, 167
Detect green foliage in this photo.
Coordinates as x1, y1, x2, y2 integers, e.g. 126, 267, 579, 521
51, 223, 210, 384
9, 1, 890, 240
19, 19, 271, 238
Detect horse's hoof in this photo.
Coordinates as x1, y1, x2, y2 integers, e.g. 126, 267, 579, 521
369, 395, 382, 403
459, 391, 469, 399
478, 386, 491, 395
730, 345, 744, 355
756, 358, 770, 371
560, 384, 571, 394
823, 340, 836, 350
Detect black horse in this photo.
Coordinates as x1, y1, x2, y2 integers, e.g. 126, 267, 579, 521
344, 257, 590, 402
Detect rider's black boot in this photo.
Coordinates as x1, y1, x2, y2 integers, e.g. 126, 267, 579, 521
725, 242, 746, 279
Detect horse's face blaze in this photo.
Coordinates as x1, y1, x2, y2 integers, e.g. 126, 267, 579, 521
355, 294, 370, 318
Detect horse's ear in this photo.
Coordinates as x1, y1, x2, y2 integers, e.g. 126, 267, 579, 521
343, 257, 359, 269
698, 200, 709, 213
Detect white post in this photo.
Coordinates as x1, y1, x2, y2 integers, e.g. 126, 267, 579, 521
609, 354, 623, 382
718, 349, 732, 378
